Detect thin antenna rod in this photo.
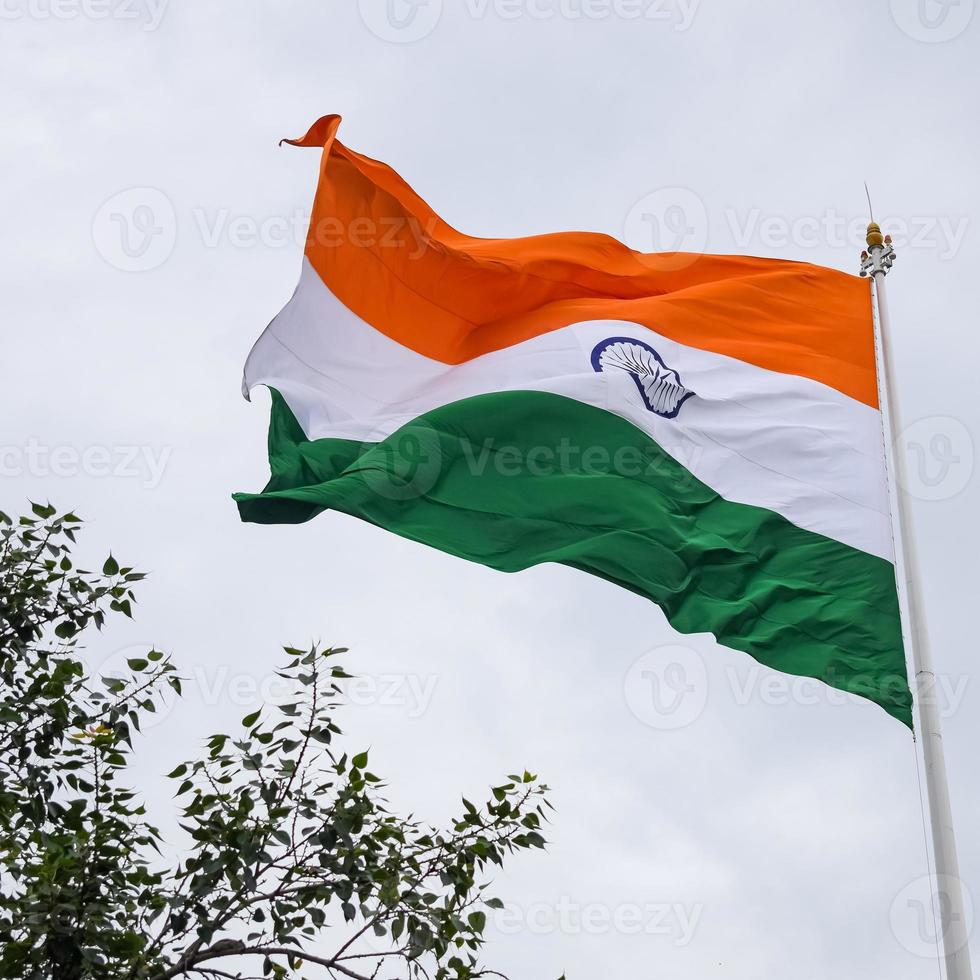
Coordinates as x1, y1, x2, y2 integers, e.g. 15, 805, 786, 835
864, 182, 876, 223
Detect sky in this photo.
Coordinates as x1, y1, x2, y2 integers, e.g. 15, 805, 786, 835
2, 1, 979, 977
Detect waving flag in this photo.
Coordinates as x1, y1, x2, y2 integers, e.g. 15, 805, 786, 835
235, 115, 911, 725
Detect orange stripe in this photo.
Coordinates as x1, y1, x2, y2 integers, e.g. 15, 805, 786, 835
288, 115, 879, 409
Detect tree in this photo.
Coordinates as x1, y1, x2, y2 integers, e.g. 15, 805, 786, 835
0, 505, 553, 979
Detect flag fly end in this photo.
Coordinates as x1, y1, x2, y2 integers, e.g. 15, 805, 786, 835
279, 114, 343, 150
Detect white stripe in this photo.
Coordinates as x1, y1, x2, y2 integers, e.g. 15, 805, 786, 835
245, 258, 893, 561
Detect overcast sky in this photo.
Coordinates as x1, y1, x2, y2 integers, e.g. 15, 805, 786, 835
2, 1, 979, 977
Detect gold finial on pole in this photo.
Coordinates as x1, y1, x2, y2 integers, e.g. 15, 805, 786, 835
859, 215, 895, 278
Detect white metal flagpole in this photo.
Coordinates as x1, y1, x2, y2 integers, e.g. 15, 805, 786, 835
861, 222, 973, 979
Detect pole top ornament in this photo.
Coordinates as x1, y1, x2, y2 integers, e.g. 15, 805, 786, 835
860, 222, 896, 278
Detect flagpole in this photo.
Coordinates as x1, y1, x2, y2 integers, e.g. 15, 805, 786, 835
861, 223, 973, 979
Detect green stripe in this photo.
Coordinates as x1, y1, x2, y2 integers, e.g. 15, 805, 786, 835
235, 388, 911, 726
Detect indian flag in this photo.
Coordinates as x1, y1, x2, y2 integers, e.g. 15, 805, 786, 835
235, 115, 911, 726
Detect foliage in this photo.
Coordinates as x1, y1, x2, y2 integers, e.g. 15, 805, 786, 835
0, 505, 552, 979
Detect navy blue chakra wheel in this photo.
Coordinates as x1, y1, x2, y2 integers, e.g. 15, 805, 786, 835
591, 337, 694, 419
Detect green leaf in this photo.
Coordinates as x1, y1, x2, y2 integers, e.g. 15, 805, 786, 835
111, 598, 133, 618
103, 555, 120, 576
351, 751, 369, 770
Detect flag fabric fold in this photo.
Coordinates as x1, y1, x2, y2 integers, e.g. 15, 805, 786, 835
235, 114, 911, 726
